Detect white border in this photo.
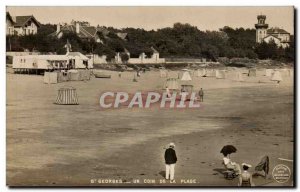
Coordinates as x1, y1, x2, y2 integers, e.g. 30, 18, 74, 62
1, 0, 298, 192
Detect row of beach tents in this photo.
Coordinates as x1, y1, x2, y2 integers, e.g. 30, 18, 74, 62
44, 70, 91, 84
160, 68, 293, 82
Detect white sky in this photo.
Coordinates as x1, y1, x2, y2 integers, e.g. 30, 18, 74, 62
6, 6, 294, 34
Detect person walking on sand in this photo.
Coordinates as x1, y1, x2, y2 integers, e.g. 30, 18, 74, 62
164, 143, 177, 181
238, 163, 255, 187
199, 88, 204, 102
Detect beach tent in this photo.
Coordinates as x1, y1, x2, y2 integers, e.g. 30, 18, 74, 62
44, 72, 58, 84
279, 68, 290, 77
248, 68, 257, 77
271, 70, 283, 82
55, 86, 79, 105
235, 72, 244, 82
216, 70, 226, 79
67, 69, 80, 81
164, 78, 179, 90
288, 69, 293, 77
181, 71, 192, 81
78, 70, 91, 81
160, 69, 168, 78
181, 84, 194, 93
195, 69, 206, 77
57, 71, 68, 83
265, 69, 274, 77
205, 69, 215, 77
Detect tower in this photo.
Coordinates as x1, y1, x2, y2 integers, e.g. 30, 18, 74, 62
255, 15, 268, 43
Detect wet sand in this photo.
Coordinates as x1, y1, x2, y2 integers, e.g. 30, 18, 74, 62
6, 69, 294, 186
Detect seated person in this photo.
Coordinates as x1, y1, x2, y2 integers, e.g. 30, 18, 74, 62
223, 154, 241, 175
238, 163, 255, 187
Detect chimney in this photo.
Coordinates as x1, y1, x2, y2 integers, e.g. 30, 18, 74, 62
56, 23, 60, 33
76, 22, 80, 34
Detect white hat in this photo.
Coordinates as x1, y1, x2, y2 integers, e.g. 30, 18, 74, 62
169, 142, 175, 148
242, 163, 252, 168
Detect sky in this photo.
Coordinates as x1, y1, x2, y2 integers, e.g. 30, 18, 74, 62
6, 6, 294, 34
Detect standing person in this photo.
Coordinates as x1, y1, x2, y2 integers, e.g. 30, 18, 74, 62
164, 143, 177, 181
199, 88, 204, 102
166, 86, 171, 98
118, 71, 122, 78
238, 163, 255, 187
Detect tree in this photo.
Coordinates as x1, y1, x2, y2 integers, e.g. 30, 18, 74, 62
120, 53, 129, 63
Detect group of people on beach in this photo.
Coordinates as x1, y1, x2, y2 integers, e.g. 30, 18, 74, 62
164, 143, 255, 186
222, 154, 255, 186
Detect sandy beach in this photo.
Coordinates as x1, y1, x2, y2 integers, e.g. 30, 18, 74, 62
6, 68, 294, 186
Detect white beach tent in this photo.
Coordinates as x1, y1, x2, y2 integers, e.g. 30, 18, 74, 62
164, 78, 179, 90
265, 69, 274, 77
68, 69, 80, 81
216, 70, 226, 79
195, 69, 206, 77
271, 70, 283, 82
44, 72, 58, 84
279, 68, 290, 77
248, 68, 257, 77
160, 69, 168, 78
205, 69, 215, 77
181, 71, 192, 81
288, 69, 293, 77
235, 72, 244, 82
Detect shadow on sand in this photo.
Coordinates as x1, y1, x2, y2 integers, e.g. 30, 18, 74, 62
159, 171, 166, 178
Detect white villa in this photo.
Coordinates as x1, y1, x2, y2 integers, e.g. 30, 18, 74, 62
255, 15, 290, 48
6, 12, 40, 36
115, 47, 165, 64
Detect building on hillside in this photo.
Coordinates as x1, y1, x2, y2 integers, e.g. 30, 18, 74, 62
6, 12, 40, 36
255, 14, 290, 48
86, 54, 107, 64
116, 32, 128, 40
50, 21, 103, 43
115, 47, 165, 64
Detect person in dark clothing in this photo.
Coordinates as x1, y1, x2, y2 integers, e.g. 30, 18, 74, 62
164, 143, 177, 181
199, 88, 204, 102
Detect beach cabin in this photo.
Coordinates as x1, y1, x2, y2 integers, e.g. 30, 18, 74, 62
12, 52, 93, 72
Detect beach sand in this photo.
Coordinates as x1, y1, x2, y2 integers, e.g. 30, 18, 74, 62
6, 68, 294, 186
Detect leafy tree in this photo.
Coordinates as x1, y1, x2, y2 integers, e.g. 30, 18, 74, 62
120, 53, 129, 63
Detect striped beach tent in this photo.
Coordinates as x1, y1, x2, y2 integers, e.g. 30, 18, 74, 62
55, 86, 79, 105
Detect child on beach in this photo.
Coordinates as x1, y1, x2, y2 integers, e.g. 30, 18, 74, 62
238, 163, 254, 187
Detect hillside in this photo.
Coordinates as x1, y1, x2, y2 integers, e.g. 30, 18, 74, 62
6, 22, 294, 62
